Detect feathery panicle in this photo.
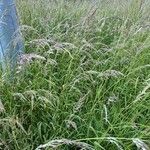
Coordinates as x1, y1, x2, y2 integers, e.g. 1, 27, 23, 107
65, 120, 77, 131
107, 93, 118, 105
87, 70, 124, 78
16, 53, 46, 73
35, 139, 94, 150
98, 70, 124, 78
73, 92, 90, 113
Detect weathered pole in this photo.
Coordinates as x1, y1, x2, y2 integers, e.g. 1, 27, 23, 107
0, 0, 23, 71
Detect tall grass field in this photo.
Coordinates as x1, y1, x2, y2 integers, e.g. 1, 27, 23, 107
0, 0, 150, 149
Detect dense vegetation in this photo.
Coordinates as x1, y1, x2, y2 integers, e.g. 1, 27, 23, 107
0, 0, 150, 149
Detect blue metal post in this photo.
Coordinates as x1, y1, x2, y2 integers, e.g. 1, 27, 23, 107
0, 0, 23, 70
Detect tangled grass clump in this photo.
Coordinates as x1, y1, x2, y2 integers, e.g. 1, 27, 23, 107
0, 0, 150, 149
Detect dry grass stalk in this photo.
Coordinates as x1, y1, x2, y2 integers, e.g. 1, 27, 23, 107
134, 81, 150, 103
0, 99, 5, 113
107, 137, 123, 150
132, 138, 149, 150
103, 104, 109, 123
